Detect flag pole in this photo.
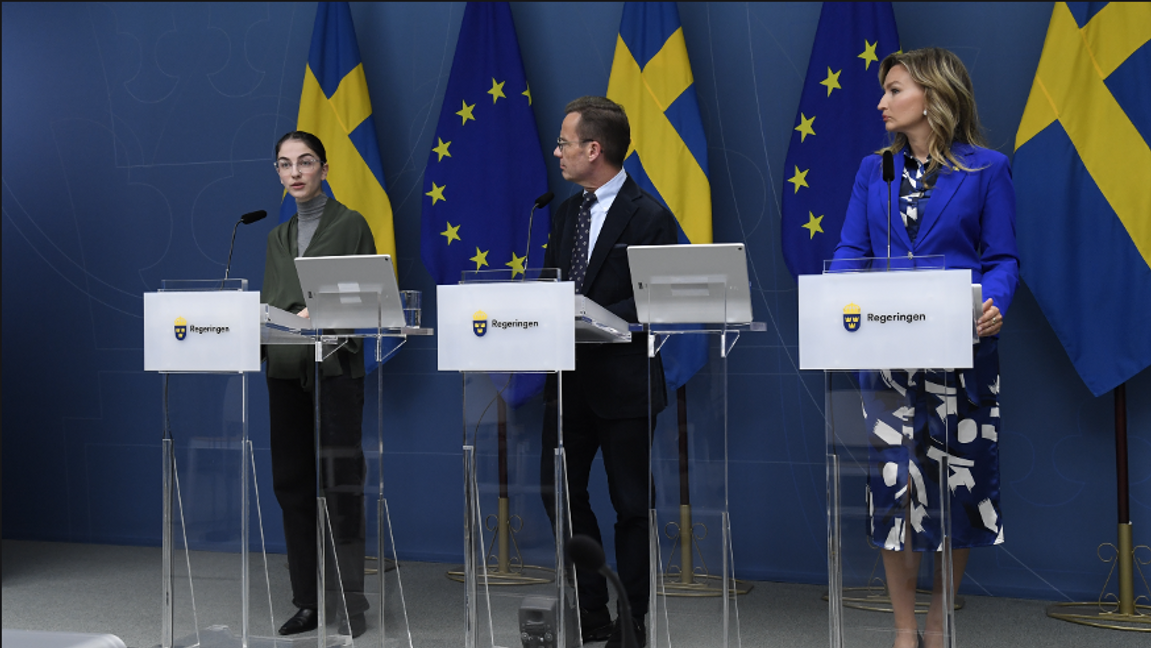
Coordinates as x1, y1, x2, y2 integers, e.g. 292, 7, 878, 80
446, 390, 552, 586
1046, 382, 1151, 630
660, 386, 751, 597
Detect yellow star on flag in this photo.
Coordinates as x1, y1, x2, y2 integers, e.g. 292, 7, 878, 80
788, 166, 810, 193
795, 113, 816, 143
432, 138, 451, 162
470, 247, 489, 270
858, 40, 879, 70
802, 212, 824, 239
505, 251, 527, 277
820, 68, 842, 97
456, 100, 476, 125
522, 84, 532, 105
488, 78, 506, 104
441, 221, 460, 245
426, 182, 446, 205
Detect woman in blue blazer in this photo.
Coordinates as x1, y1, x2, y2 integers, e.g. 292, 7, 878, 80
833, 48, 1020, 648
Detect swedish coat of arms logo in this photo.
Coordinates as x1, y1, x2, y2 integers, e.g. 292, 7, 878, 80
843, 303, 861, 332
472, 310, 488, 337
174, 316, 188, 341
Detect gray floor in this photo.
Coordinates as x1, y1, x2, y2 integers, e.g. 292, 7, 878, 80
1, 540, 1144, 648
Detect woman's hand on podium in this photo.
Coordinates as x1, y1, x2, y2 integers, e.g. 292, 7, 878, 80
976, 298, 1002, 337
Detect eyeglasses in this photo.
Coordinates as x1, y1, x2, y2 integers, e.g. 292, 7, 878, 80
556, 137, 593, 151
275, 157, 323, 174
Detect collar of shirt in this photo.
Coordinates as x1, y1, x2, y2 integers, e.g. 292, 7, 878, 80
582, 168, 628, 260
902, 150, 929, 172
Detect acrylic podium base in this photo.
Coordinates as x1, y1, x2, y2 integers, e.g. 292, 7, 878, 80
170, 626, 350, 648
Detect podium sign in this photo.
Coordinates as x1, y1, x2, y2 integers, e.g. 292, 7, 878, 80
437, 281, 575, 372
144, 291, 261, 372
798, 269, 974, 370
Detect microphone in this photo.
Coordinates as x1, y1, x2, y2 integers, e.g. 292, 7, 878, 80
240, 209, 267, 225
523, 192, 554, 279
567, 534, 637, 648
223, 210, 268, 285
882, 150, 894, 270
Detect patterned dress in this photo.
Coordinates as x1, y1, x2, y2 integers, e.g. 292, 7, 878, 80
862, 154, 1005, 551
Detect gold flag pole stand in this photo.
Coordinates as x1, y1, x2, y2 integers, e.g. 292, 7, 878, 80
1047, 383, 1151, 631
661, 387, 752, 597
448, 394, 553, 585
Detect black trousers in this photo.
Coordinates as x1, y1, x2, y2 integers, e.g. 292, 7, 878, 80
540, 389, 654, 619
267, 354, 367, 616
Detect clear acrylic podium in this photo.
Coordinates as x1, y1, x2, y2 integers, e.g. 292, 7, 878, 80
629, 244, 763, 648
436, 270, 632, 648
799, 257, 978, 648
144, 276, 429, 648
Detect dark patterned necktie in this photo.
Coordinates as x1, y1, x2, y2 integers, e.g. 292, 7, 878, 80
570, 192, 596, 293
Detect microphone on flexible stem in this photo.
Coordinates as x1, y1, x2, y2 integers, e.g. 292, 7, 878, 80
882, 150, 895, 271
223, 210, 267, 286
523, 192, 554, 279
567, 534, 637, 648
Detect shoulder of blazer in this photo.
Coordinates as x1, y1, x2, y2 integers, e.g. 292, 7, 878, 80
615, 175, 666, 219
950, 142, 1008, 172
268, 215, 296, 245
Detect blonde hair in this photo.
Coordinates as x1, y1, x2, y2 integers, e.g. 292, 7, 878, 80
878, 48, 987, 174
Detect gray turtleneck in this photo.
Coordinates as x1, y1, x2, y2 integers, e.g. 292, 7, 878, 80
296, 193, 328, 255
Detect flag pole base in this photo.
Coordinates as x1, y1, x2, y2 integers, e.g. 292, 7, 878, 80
1046, 523, 1151, 632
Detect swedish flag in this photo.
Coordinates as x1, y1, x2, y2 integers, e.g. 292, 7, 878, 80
607, 1, 710, 391
282, 2, 397, 372
781, 2, 900, 279
1014, 2, 1151, 396
279, 2, 395, 263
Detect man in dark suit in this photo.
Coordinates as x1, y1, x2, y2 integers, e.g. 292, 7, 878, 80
541, 96, 678, 648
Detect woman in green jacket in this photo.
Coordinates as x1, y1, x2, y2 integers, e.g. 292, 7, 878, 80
262, 131, 375, 638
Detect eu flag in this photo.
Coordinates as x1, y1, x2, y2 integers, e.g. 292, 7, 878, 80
282, 2, 398, 371
420, 2, 550, 406
781, 3, 899, 279
607, 1, 711, 391
1014, 2, 1151, 397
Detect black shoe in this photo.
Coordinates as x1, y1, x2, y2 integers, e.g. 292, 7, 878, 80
605, 616, 645, 648
278, 608, 318, 635
580, 605, 613, 643
337, 612, 367, 638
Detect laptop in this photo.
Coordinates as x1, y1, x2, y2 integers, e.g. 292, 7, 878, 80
627, 243, 753, 324
293, 254, 404, 329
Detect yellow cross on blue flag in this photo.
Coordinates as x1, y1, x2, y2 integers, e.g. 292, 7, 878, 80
607, 1, 711, 391
279, 2, 395, 263
1014, 2, 1151, 396
781, 2, 899, 279
281, 2, 398, 372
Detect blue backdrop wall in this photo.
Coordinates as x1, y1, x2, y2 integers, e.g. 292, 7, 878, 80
3, 1, 1149, 603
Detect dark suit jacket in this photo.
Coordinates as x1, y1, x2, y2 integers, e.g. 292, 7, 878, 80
544, 175, 679, 419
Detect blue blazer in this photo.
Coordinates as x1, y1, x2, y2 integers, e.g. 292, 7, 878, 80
833, 142, 1020, 316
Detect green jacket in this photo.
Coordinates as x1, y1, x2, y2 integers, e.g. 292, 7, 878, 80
261, 199, 377, 387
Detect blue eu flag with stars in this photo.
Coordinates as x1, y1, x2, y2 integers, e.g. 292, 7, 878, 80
420, 2, 550, 406
781, 3, 899, 279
